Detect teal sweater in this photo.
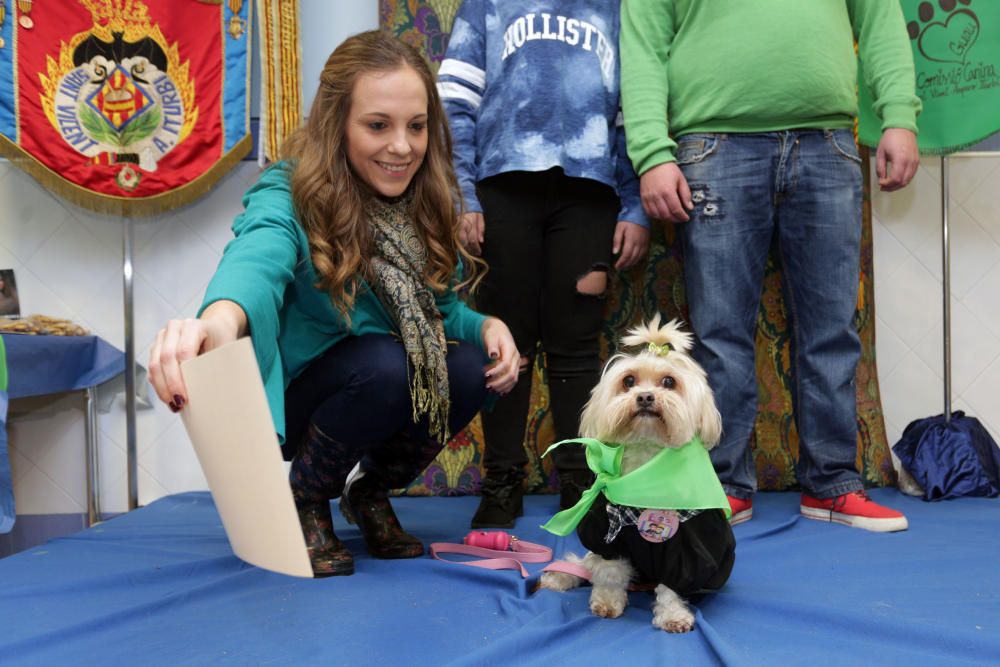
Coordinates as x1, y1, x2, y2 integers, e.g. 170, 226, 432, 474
620, 0, 922, 175
200, 164, 488, 445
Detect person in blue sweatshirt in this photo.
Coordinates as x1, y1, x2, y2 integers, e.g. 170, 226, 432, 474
438, 0, 650, 528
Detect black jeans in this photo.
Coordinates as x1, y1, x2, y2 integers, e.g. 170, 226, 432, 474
475, 168, 619, 474
283, 334, 488, 498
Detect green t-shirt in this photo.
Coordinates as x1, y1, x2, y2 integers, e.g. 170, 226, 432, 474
621, 0, 922, 175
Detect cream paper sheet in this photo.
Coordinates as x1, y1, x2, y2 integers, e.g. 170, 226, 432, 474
179, 337, 313, 578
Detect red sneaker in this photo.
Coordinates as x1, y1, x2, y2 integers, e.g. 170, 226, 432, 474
800, 490, 908, 532
727, 495, 752, 525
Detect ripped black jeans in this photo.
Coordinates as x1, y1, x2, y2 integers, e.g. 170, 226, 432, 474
475, 168, 619, 474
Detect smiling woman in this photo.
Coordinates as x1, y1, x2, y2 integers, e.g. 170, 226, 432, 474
346, 68, 429, 199
147, 31, 521, 578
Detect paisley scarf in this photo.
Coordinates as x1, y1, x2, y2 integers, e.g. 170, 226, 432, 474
365, 193, 451, 443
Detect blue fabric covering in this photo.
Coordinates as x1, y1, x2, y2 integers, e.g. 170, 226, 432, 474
893, 412, 1000, 500
0, 9, 13, 140
222, 0, 251, 151
0, 334, 125, 399
0, 490, 998, 665
0, 334, 126, 533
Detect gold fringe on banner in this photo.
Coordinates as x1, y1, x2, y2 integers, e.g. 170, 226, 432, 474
0, 134, 253, 218
257, 0, 301, 164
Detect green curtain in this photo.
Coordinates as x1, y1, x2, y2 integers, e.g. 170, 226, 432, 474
381, 0, 895, 496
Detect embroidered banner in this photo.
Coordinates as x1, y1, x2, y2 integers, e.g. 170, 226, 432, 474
858, 0, 1000, 153
0, 0, 253, 216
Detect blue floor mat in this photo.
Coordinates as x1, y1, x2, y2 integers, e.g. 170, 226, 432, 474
0, 489, 997, 666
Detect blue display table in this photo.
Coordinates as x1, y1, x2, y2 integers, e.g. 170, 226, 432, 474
0, 334, 127, 533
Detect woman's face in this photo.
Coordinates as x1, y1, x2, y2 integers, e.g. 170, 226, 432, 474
345, 66, 428, 198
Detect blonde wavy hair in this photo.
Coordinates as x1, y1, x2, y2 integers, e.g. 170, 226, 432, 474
280, 30, 481, 315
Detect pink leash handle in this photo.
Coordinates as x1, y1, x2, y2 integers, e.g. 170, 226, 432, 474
429, 538, 553, 578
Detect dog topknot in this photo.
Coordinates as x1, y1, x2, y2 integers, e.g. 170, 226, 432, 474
620, 313, 694, 354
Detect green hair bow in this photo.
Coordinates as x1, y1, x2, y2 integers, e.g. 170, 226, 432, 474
646, 341, 675, 357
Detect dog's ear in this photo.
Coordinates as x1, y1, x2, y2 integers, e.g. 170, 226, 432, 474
687, 365, 722, 448
698, 400, 723, 450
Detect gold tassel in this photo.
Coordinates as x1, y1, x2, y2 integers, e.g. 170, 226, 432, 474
257, 0, 302, 164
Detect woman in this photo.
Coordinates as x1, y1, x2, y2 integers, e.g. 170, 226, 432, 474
149, 31, 519, 577
438, 0, 650, 528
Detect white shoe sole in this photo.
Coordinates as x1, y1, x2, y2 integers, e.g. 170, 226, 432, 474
800, 506, 908, 532
729, 508, 752, 525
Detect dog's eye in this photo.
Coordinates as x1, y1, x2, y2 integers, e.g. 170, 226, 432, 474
623, 375, 636, 389
661, 376, 676, 389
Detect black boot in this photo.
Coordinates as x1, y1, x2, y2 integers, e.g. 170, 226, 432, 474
558, 470, 595, 510
288, 424, 357, 576
340, 473, 424, 559
296, 502, 355, 577
471, 469, 525, 529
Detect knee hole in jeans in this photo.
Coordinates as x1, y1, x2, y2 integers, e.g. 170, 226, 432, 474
575, 268, 608, 297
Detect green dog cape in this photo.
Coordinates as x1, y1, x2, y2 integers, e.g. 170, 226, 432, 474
541, 437, 731, 536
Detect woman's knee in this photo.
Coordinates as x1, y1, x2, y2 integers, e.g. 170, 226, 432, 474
343, 335, 412, 409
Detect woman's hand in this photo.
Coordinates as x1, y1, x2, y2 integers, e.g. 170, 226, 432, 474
480, 317, 519, 395
148, 300, 247, 412
460, 212, 485, 255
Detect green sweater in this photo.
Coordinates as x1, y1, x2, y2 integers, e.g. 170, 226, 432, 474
200, 164, 487, 445
620, 0, 922, 175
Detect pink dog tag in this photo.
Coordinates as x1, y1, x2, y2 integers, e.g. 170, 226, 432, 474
637, 509, 680, 543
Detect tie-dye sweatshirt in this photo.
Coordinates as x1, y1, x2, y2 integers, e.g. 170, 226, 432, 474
438, 0, 647, 227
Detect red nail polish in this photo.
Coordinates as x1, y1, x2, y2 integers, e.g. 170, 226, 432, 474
168, 401, 181, 413
173, 394, 185, 407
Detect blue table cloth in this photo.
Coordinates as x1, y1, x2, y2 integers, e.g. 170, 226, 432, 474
0, 334, 126, 533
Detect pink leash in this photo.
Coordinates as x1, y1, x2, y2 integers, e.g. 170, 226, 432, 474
430, 534, 654, 591
429, 537, 555, 578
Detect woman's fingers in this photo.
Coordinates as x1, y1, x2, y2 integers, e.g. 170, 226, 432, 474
149, 319, 208, 411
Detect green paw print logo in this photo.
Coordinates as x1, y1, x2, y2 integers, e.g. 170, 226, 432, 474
908, 0, 979, 65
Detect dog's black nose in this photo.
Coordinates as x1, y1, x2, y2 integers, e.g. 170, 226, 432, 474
636, 392, 655, 408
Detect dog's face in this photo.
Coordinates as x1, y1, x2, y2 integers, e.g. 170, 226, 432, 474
578, 318, 721, 452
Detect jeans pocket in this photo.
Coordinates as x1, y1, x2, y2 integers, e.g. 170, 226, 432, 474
675, 134, 720, 166
825, 130, 862, 164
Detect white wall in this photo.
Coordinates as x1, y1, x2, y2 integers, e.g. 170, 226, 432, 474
299, 0, 379, 112
3, 0, 998, 515
873, 154, 1000, 447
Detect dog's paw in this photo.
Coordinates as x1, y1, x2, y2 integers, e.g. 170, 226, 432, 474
590, 586, 628, 619
652, 584, 695, 633
538, 570, 584, 592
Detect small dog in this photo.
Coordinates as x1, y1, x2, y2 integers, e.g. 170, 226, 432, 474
539, 315, 734, 633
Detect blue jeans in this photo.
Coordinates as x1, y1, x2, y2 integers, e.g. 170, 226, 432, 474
677, 130, 865, 500
283, 335, 489, 496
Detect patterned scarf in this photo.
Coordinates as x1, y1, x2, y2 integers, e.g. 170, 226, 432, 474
365, 192, 451, 444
